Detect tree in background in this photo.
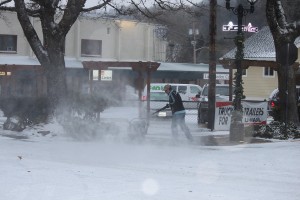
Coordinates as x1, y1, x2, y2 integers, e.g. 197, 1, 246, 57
266, 0, 300, 127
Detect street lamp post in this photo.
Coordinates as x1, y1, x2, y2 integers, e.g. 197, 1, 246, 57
189, 22, 199, 64
191, 40, 197, 64
225, 0, 257, 141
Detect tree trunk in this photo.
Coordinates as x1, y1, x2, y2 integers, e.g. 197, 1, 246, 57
277, 61, 298, 123
266, 0, 300, 124
45, 40, 68, 113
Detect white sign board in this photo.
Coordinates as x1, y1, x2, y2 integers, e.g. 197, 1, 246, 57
222, 21, 258, 33
101, 70, 112, 81
203, 73, 229, 80
214, 101, 268, 131
92, 70, 99, 81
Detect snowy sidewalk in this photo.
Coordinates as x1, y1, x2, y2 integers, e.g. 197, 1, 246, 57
146, 119, 271, 146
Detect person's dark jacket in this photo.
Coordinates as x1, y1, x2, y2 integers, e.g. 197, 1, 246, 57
168, 90, 185, 114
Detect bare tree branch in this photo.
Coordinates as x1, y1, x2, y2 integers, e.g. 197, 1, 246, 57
14, 0, 48, 63
0, 0, 12, 6
0, 0, 16, 11
81, 0, 112, 12
267, 0, 299, 42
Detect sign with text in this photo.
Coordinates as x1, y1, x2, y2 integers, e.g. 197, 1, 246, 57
223, 21, 258, 33
101, 70, 112, 81
0, 71, 11, 76
92, 70, 99, 81
203, 73, 229, 80
214, 101, 268, 130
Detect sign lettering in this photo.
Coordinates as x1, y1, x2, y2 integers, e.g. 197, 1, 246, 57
223, 21, 258, 33
101, 70, 112, 81
203, 73, 229, 80
151, 85, 164, 91
214, 101, 268, 130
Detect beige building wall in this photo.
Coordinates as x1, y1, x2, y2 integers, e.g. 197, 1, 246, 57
116, 20, 160, 61
0, 12, 166, 62
237, 66, 278, 100
0, 12, 30, 56
66, 18, 167, 62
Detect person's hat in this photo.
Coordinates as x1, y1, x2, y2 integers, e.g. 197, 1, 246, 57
163, 84, 171, 91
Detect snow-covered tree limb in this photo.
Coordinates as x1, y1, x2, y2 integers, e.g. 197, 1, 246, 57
14, 0, 49, 64
266, 0, 299, 42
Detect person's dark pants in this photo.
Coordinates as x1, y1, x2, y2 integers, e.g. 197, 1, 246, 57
171, 112, 193, 141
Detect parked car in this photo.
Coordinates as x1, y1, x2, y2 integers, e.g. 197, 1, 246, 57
268, 86, 300, 119
197, 84, 231, 124
142, 83, 202, 117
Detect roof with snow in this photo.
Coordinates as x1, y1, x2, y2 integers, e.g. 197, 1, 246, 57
221, 26, 276, 61
157, 62, 228, 73
0, 55, 228, 73
219, 26, 300, 69
0, 56, 84, 69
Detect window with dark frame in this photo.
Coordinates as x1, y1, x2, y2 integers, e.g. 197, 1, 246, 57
81, 39, 102, 57
264, 67, 274, 76
0, 34, 17, 52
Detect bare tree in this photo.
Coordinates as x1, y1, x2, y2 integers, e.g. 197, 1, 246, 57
266, 0, 300, 125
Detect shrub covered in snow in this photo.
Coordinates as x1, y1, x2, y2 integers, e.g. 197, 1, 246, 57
0, 97, 50, 131
253, 121, 300, 139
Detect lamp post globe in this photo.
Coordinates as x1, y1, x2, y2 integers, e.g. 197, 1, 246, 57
247, 0, 257, 4
247, 0, 257, 12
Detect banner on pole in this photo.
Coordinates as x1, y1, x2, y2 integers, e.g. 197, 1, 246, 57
214, 101, 268, 130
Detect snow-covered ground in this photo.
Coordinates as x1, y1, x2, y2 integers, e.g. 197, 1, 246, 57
0, 106, 299, 200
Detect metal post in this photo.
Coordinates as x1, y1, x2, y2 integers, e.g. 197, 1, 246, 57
229, 67, 233, 101
137, 71, 143, 118
228, 4, 245, 142
146, 64, 151, 123
193, 44, 197, 64
193, 22, 196, 64
189, 22, 198, 64
226, 0, 257, 142
235, 4, 244, 112
285, 44, 290, 138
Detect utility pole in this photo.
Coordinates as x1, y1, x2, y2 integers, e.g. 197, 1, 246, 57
207, 0, 217, 130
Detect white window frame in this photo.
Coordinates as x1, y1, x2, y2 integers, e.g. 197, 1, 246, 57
263, 67, 275, 77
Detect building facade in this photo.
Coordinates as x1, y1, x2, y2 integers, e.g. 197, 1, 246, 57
0, 12, 168, 98
0, 12, 167, 62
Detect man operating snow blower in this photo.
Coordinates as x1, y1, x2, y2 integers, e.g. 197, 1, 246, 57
159, 84, 194, 142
